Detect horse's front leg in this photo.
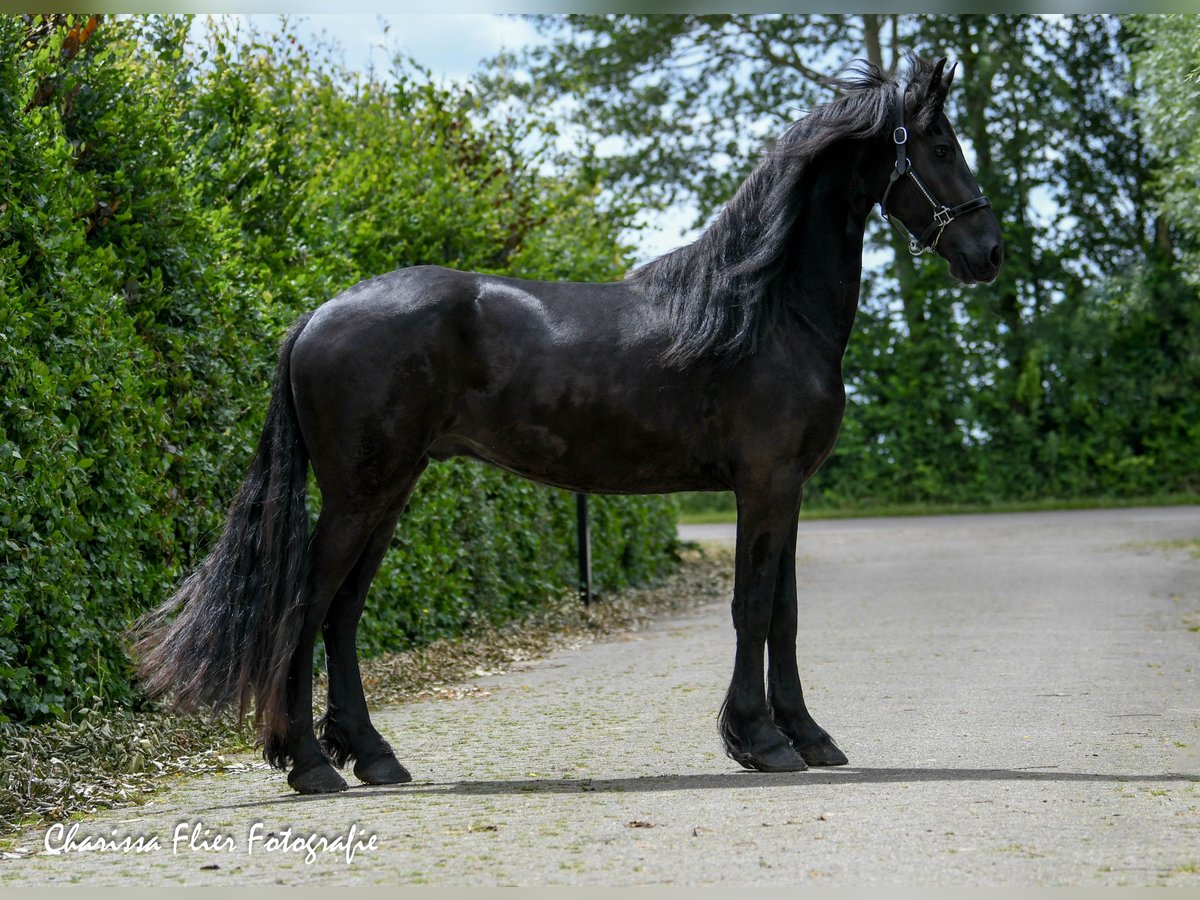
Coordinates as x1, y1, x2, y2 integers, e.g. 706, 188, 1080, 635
766, 513, 848, 766
719, 484, 809, 772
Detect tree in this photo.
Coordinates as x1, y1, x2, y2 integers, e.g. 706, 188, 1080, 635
1130, 14, 1200, 279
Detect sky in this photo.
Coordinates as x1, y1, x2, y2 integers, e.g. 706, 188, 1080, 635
283, 14, 541, 82
201, 14, 703, 263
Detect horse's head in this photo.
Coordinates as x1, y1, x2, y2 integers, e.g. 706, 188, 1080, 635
878, 57, 1004, 285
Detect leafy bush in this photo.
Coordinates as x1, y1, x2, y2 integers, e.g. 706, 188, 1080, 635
0, 15, 677, 724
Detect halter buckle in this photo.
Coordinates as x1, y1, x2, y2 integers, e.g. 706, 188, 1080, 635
932, 206, 953, 228
892, 125, 908, 145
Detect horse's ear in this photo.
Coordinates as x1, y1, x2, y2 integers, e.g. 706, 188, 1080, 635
916, 57, 952, 129
928, 57, 947, 92
943, 60, 958, 91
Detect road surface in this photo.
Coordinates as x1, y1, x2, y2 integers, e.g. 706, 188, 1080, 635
4, 506, 1198, 886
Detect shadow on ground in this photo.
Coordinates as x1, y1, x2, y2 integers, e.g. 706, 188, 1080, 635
214, 766, 1199, 811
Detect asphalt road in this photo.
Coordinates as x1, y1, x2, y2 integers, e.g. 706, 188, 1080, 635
4, 506, 1199, 886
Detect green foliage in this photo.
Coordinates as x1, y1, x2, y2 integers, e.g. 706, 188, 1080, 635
0, 15, 677, 725
0, 15, 248, 721
1130, 14, 1200, 281
362, 464, 676, 650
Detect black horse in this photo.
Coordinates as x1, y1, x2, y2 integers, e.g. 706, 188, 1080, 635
137, 56, 1002, 794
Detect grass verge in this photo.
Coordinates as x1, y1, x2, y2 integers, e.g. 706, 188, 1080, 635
678, 493, 1200, 525
1137, 538, 1200, 559
0, 547, 730, 846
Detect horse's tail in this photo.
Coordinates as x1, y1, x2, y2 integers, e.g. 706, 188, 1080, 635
134, 312, 315, 766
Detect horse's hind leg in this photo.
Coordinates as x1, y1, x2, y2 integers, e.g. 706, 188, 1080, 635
317, 482, 419, 785
766, 513, 848, 766
275, 506, 383, 794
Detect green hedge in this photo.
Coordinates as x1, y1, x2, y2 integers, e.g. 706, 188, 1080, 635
0, 16, 677, 724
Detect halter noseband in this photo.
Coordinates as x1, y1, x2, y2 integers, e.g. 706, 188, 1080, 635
879, 83, 992, 256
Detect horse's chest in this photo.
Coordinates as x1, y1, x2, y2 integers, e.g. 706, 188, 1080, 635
720, 364, 846, 476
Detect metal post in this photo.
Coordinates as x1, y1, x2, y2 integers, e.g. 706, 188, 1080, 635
575, 492, 592, 605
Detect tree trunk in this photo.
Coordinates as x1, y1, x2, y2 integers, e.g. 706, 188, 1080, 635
863, 15, 883, 71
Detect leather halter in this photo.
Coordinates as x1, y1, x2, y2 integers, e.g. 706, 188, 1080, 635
879, 83, 992, 256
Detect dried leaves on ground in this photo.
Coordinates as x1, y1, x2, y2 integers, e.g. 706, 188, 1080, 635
0, 707, 257, 843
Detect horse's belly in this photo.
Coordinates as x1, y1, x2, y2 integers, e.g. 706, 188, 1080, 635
427, 409, 726, 495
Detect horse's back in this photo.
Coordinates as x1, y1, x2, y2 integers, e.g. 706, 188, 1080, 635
299, 264, 650, 352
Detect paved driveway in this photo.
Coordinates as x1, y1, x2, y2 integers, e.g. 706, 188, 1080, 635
5, 507, 1199, 885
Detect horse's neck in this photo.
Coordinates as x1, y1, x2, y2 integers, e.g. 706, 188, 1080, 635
780, 142, 875, 355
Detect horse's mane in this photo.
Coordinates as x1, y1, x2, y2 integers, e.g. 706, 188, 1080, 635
631, 56, 933, 368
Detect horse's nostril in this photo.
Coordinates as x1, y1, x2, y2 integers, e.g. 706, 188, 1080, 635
989, 243, 1004, 268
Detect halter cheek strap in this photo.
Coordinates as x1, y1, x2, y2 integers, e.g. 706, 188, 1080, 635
879, 83, 992, 256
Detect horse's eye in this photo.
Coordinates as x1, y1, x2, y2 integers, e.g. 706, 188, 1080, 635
934, 145, 950, 160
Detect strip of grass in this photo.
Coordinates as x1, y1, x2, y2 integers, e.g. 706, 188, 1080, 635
678, 493, 1200, 525
0, 547, 729, 845
1134, 537, 1200, 559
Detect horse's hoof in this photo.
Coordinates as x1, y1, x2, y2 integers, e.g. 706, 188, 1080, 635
732, 741, 809, 773
288, 762, 349, 794
353, 752, 412, 786
796, 735, 849, 767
